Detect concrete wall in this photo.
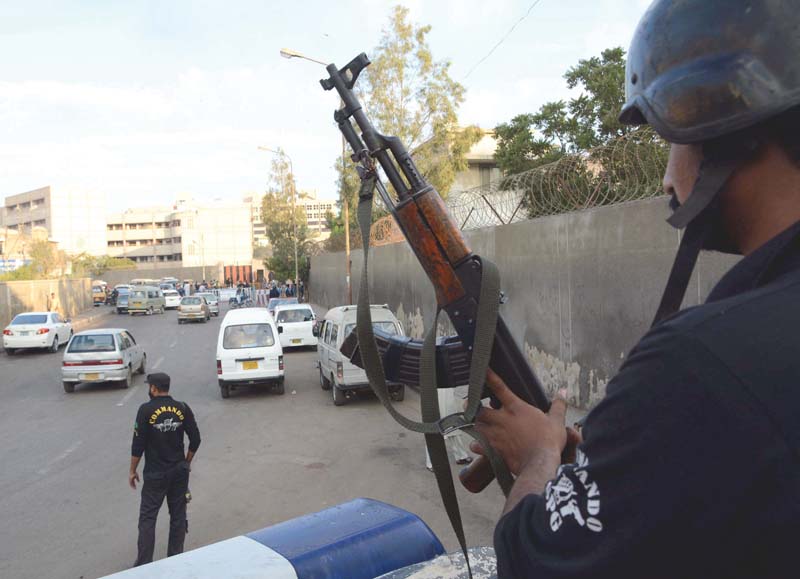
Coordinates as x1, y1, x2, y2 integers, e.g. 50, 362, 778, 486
310, 197, 739, 409
0, 278, 93, 328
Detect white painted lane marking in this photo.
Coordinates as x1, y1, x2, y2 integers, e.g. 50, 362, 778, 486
37, 440, 83, 475
116, 385, 139, 407
169, 339, 177, 348
152, 356, 164, 370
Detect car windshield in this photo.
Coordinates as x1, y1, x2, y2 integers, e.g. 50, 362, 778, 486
68, 334, 116, 352
197, 294, 217, 302
93, 287, 104, 293
11, 314, 48, 325
223, 324, 275, 349
268, 298, 298, 310
182, 297, 201, 305
164, 291, 177, 296
276, 308, 313, 323
344, 321, 399, 338
131, 290, 147, 299
117, 288, 130, 295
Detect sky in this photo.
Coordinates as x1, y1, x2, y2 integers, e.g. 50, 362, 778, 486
0, 0, 651, 211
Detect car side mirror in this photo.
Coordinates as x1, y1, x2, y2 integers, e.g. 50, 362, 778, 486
65, 318, 72, 324
278, 326, 283, 334
312, 322, 320, 337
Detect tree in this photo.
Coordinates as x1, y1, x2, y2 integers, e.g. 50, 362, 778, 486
337, 5, 480, 204
72, 254, 136, 277
495, 47, 630, 175
261, 151, 313, 282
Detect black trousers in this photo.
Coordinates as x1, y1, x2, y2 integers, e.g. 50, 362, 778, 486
134, 463, 190, 567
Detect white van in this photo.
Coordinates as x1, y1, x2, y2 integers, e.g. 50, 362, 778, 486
274, 303, 317, 349
216, 308, 284, 399
316, 304, 405, 406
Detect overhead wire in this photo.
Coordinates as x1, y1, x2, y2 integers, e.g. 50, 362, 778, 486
462, 0, 544, 80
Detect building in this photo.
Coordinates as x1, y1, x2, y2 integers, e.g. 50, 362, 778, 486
0, 226, 52, 273
449, 131, 502, 193
299, 190, 336, 241
106, 196, 253, 269
2, 186, 107, 256
244, 195, 270, 247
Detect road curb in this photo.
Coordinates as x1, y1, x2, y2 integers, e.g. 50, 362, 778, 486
71, 307, 115, 333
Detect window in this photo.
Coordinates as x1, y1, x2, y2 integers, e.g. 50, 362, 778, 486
330, 324, 338, 345
68, 334, 116, 352
276, 308, 313, 323
33, 219, 46, 227
323, 322, 332, 344
181, 297, 201, 305
223, 324, 275, 349
11, 314, 47, 325
343, 322, 399, 340
124, 332, 136, 345
147, 291, 157, 298
51, 314, 61, 324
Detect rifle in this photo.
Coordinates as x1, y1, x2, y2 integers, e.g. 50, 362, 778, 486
321, 53, 550, 493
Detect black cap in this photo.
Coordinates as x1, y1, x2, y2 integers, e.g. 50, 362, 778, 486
146, 372, 171, 391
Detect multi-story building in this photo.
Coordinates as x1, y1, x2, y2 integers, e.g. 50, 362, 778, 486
106, 197, 253, 268
243, 195, 270, 247
299, 190, 336, 241
449, 130, 502, 193
1, 186, 107, 256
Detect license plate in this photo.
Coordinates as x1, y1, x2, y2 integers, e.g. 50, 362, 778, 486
291, 339, 302, 344
242, 361, 258, 370
82, 373, 100, 380
19, 331, 30, 336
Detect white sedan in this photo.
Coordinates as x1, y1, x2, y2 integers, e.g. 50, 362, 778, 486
3, 312, 73, 355
163, 290, 182, 309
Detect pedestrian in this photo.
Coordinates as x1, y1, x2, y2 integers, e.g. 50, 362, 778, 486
129, 372, 201, 567
269, 284, 279, 299
298, 281, 305, 302
46, 291, 61, 314
477, 2, 800, 578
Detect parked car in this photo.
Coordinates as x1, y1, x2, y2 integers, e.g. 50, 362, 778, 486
92, 285, 108, 306
274, 304, 317, 349
3, 312, 73, 355
128, 286, 166, 315
61, 328, 146, 392
116, 289, 131, 314
267, 297, 298, 318
196, 292, 220, 316
163, 289, 182, 309
316, 305, 405, 406
178, 296, 210, 323
216, 308, 284, 398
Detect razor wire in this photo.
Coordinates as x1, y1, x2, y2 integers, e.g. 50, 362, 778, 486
370, 128, 669, 246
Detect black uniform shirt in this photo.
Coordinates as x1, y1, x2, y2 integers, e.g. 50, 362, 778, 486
495, 220, 800, 579
132, 395, 201, 475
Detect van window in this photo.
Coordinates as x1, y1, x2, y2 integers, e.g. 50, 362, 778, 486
276, 308, 313, 323
330, 324, 338, 345
131, 290, 147, 299
223, 324, 275, 349
324, 322, 332, 344
344, 322, 399, 339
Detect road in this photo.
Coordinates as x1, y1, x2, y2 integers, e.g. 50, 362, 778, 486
0, 303, 509, 579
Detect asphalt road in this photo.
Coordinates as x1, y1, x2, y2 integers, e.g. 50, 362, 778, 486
0, 304, 511, 579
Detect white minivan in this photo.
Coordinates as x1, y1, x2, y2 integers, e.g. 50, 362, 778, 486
274, 303, 317, 349
216, 308, 284, 399
316, 304, 405, 406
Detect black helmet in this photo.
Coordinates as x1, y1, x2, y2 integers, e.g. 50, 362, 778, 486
619, 0, 800, 144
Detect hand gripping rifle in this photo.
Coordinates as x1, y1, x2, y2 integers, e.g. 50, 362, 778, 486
320, 53, 550, 495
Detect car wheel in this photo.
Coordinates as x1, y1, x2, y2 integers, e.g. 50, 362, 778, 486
122, 367, 132, 389
178, 319, 184, 324
138, 354, 147, 375
5, 348, 15, 355
390, 385, 405, 402
274, 379, 285, 395
332, 377, 346, 406
160, 306, 165, 315
147, 306, 153, 316
63, 381, 75, 393
49, 337, 59, 353
319, 368, 331, 391
220, 383, 230, 399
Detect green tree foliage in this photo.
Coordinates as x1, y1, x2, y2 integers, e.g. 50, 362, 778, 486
337, 5, 480, 204
493, 47, 667, 217
260, 151, 316, 282
71, 254, 136, 278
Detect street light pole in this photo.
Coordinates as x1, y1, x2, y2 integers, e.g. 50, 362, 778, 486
281, 47, 353, 304
258, 146, 299, 287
